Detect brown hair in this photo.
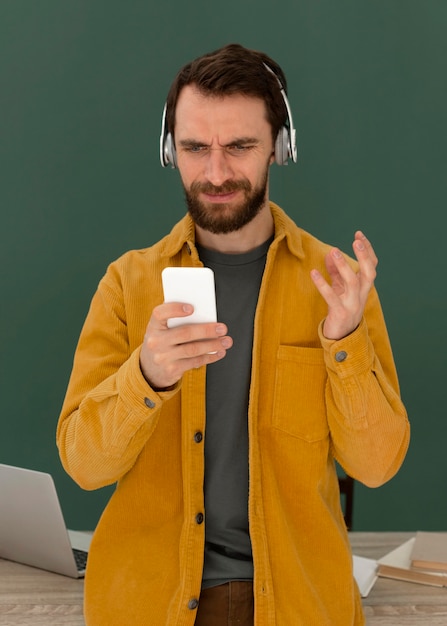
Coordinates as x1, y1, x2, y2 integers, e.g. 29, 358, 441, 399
165, 43, 289, 142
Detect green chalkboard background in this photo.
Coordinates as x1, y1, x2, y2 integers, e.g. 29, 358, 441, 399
1, 1, 446, 531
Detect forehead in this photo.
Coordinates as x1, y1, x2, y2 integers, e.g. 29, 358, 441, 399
174, 85, 271, 139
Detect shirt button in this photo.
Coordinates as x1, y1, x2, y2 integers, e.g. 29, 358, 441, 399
335, 351, 347, 362
144, 397, 156, 408
194, 431, 203, 443
188, 598, 199, 610
195, 512, 204, 524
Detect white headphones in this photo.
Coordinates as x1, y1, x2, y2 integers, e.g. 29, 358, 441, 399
159, 63, 297, 168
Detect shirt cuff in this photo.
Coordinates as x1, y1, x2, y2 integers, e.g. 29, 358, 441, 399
318, 317, 374, 378
117, 347, 181, 416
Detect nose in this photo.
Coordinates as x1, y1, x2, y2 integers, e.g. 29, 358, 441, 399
204, 148, 234, 187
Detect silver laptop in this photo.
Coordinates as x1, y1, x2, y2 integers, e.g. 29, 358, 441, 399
0, 463, 92, 578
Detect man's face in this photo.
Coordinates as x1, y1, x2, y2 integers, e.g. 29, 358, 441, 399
174, 86, 275, 235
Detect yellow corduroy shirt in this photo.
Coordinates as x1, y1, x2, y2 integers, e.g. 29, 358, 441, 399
57, 203, 409, 626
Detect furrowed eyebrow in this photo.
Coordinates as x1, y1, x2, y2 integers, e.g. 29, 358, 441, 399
223, 137, 260, 147
178, 137, 260, 148
178, 139, 207, 149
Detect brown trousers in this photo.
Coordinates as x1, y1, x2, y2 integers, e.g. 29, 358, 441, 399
194, 581, 254, 626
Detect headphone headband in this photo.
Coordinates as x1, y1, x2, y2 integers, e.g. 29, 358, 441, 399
160, 64, 297, 168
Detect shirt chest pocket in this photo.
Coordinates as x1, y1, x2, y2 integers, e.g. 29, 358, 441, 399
272, 345, 329, 442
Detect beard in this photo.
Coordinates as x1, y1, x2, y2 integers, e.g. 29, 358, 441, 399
183, 165, 269, 235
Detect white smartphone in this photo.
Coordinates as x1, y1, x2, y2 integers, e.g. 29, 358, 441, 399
162, 267, 217, 328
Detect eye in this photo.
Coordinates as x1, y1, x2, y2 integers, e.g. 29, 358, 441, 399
180, 143, 210, 155
188, 145, 208, 153
226, 144, 254, 155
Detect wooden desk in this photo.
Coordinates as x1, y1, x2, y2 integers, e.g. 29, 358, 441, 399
0, 558, 84, 625
1, 533, 446, 625
351, 531, 447, 625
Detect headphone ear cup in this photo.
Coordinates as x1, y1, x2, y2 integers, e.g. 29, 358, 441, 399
275, 127, 290, 166
164, 132, 177, 168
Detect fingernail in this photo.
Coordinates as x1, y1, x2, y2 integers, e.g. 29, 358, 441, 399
183, 304, 193, 313
221, 337, 232, 348
332, 249, 342, 259
356, 240, 365, 250
216, 324, 226, 336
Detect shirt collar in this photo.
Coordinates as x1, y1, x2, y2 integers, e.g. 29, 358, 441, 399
159, 201, 305, 261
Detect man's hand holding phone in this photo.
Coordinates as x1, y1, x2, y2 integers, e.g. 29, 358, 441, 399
139, 268, 233, 390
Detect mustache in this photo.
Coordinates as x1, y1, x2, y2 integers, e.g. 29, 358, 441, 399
189, 179, 252, 195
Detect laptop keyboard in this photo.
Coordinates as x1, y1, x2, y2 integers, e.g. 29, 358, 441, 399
72, 548, 88, 571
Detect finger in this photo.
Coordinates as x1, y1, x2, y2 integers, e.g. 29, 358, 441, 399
353, 231, 378, 269
176, 334, 233, 361
159, 335, 233, 382
352, 234, 377, 292
168, 344, 232, 380
326, 242, 375, 295
310, 268, 346, 309
141, 329, 232, 388
167, 321, 228, 347
151, 302, 194, 329
325, 248, 360, 291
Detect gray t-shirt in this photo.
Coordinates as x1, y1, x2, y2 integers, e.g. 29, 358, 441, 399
197, 237, 272, 589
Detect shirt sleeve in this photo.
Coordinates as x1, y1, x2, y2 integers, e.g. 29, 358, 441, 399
318, 287, 410, 487
56, 270, 180, 491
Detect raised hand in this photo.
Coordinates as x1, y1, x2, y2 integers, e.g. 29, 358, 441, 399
310, 231, 378, 340
140, 302, 233, 389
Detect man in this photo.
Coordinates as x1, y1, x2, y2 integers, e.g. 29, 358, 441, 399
57, 44, 410, 625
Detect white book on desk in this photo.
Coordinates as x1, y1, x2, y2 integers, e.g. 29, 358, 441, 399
410, 531, 447, 573
377, 537, 447, 587
353, 554, 378, 597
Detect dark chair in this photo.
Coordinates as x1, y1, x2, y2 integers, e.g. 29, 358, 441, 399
338, 473, 354, 529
